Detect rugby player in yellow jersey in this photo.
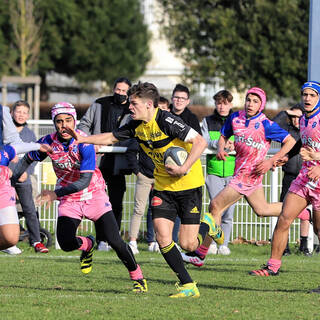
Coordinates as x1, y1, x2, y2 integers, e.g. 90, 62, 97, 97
66, 82, 219, 298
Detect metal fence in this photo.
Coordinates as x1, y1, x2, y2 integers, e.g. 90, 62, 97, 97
24, 120, 303, 247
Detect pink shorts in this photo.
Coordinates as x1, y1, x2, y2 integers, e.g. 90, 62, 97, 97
58, 189, 112, 222
0, 186, 16, 210
289, 180, 320, 211
228, 177, 262, 197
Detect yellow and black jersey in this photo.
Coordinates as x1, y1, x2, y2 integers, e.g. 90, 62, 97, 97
113, 108, 204, 192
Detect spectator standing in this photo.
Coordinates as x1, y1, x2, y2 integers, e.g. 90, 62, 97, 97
171, 84, 201, 134
170, 84, 202, 243
8, 100, 49, 254
78, 77, 138, 243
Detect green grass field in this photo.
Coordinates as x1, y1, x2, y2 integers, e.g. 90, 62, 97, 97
1, 242, 319, 320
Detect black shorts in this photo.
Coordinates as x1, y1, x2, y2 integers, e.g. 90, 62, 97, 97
151, 187, 202, 224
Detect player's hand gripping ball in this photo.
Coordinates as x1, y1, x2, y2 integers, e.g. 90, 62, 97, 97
163, 146, 188, 166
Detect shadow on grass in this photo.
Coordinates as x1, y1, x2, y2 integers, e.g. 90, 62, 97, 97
0, 283, 125, 295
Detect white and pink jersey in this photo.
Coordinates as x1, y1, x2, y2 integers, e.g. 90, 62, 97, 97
221, 110, 290, 187
0, 145, 17, 209
294, 110, 320, 190
28, 130, 106, 201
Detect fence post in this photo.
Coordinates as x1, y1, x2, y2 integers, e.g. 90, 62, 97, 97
270, 166, 279, 238
308, 220, 314, 253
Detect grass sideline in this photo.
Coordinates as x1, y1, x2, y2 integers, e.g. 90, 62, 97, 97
1, 242, 319, 320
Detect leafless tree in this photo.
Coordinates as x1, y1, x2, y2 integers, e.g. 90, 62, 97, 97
9, 0, 43, 76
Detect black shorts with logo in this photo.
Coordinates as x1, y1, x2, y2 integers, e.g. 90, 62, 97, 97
151, 187, 202, 224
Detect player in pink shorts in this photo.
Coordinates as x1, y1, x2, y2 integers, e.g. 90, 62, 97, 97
250, 81, 320, 292
12, 102, 147, 293
182, 87, 296, 267
0, 142, 51, 251
212, 87, 295, 223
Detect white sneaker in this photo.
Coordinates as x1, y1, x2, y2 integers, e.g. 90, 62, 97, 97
148, 241, 160, 253
2, 245, 22, 255
154, 242, 160, 252
97, 241, 111, 251
129, 242, 139, 255
181, 252, 205, 267
218, 245, 231, 255
207, 242, 218, 255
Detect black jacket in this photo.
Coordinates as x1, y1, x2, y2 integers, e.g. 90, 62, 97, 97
205, 109, 233, 132
171, 107, 202, 135
272, 111, 302, 176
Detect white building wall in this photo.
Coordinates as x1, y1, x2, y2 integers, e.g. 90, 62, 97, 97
139, 0, 185, 97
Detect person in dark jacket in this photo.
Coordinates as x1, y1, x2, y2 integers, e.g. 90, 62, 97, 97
273, 104, 311, 256
171, 84, 201, 135
170, 84, 202, 244
78, 77, 139, 237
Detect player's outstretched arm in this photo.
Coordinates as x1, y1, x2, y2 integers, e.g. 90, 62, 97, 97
65, 127, 119, 145
271, 135, 296, 164
216, 135, 229, 161
255, 135, 296, 175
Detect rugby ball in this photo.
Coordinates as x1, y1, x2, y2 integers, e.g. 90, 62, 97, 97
164, 146, 188, 166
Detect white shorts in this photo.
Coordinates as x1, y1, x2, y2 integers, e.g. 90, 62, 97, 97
0, 206, 19, 226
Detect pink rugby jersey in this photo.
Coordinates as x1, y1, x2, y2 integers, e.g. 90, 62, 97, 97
28, 130, 106, 201
221, 110, 290, 186
0, 145, 16, 188
294, 109, 320, 190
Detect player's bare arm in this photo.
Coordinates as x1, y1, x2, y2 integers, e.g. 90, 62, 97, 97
255, 135, 296, 175
65, 126, 119, 145
181, 133, 207, 173
216, 135, 229, 161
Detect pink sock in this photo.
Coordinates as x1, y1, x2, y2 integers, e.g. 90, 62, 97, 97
195, 245, 209, 259
78, 236, 93, 251
267, 258, 281, 273
129, 265, 143, 280
297, 208, 310, 220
